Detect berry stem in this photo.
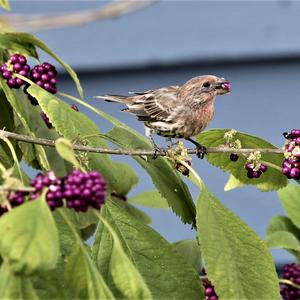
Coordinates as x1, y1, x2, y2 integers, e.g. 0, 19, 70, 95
279, 279, 300, 290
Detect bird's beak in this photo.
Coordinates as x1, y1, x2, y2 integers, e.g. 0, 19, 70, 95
214, 81, 231, 95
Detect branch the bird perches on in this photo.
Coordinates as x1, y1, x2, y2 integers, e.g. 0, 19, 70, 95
0, 129, 284, 157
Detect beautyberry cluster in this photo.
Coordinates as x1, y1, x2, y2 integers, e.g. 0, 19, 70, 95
201, 269, 218, 300
0, 191, 28, 216
245, 162, 268, 179
280, 263, 300, 300
0, 170, 106, 217
25, 62, 58, 105
282, 129, 300, 180
175, 160, 191, 176
30, 171, 64, 210
64, 170, 107, 212
0, 54, 30, 88
203, 282, 218, 300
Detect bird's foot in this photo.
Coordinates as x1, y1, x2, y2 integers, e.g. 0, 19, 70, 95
196, 144, 207, 159
186, 138, 207, 159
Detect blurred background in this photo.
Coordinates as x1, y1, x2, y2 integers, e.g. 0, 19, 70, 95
2, 0, 299, 267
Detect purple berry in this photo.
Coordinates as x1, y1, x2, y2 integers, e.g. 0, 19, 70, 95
252, 170, 262, 178
31, 72, 41, 80
290, 168, 300, 179
13, 63, 22, 72
41, 74, 50, 82
9, 55, 19, 64
7, 78, 16, 88
18, 55, 27, 65
259, 164, 268, 173
247, 170, 254, 178
245, 162, 253, 171
2, 71, 12, 79
230, 153, 239, 162
50, 77, 57, 86
0, 64, 7, 73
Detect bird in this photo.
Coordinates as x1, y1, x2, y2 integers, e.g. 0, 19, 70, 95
96, 75, 231, 158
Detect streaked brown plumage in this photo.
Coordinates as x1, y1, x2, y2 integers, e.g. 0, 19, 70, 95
96, 75, 231, 157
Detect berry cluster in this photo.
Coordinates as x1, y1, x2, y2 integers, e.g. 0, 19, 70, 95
201, 269, 218, 300
280, 263, 300, 300
0, 170, 106, 217
64, 170, 107, 212
0, 191, 28, 216
0, 54, 30, 89
175, 160, 191, 176
245, 162, 268, 179
0, 53, 59, 106
30, 63, 57, 94
282, 129, 300, 180
204, 282, 218, 300
30, 171, 64, 210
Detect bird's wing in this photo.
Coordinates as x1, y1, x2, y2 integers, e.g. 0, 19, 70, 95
130, 86, 180, 122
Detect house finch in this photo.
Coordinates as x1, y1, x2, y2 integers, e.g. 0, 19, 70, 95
96, 75, 231, 158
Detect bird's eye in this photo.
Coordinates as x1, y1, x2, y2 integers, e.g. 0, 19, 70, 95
203, 82, 210, 88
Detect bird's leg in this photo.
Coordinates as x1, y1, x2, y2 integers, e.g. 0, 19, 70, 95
144, 126, 164, 159
186, 137, 207, 159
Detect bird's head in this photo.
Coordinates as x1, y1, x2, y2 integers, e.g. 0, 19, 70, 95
187, 75, 231, 96
179, 75, 231, 108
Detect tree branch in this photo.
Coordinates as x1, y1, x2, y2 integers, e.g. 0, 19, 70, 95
0, 129, 284, 157
0, 0, 157, 32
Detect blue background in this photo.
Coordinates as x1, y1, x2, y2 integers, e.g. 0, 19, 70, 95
4, 0, 300, 266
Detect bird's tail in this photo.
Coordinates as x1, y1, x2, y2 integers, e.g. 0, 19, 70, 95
95, 94, 134, 105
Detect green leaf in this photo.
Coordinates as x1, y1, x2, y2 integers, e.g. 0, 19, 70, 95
129, 190, 170, 209
267, 215, 300, 239
26, 83, 136, 196
59, 209, 114, 299
266, 215, 300, 260
111, 161, 139, 196
0, 0, 10, 11
0, 263, 39, 300
196, 183, 280, 299
0, 80, 50, 170
32, 262, 71, 300
266, 231, 300, 252
93, 200, 204, 300
0, 32, 83, 98
65, 244, 115, 300
55, 138, 81, 170
173, 240, 202, 273
112, 197, 152, 224
224, 174, 246, 191
278, 184, 300, 229
196, 129, 287, 191
0, 194, 60, 275
99, 213, 153, 300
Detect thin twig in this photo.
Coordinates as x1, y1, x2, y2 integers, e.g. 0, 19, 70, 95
0, 129, 284, 157
0, 186, 35, 193
0, 0, 156, 32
